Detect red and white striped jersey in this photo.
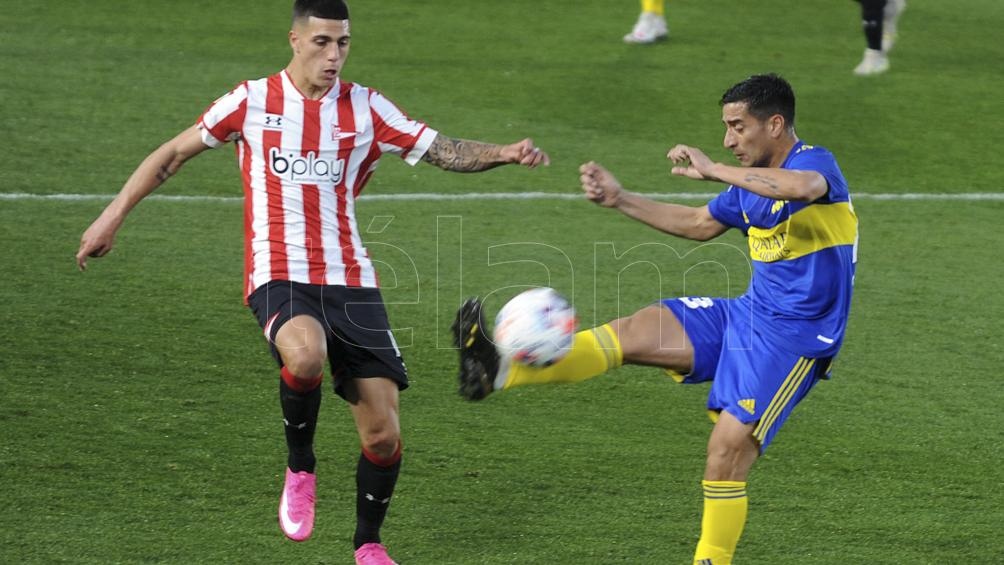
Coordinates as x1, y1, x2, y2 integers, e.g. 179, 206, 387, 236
197, 70, 438, 298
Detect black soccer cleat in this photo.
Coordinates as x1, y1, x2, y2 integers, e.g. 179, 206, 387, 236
452, 297, 501, 401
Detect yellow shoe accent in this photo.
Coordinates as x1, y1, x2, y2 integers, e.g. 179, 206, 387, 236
465, 323, 478, 348
453, 298, 502, 401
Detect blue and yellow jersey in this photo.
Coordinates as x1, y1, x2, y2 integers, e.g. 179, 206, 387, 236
707, 141, 858, 357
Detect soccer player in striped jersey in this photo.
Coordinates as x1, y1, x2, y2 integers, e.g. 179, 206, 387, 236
76, 1, 548, 563
454, 74, 857, 565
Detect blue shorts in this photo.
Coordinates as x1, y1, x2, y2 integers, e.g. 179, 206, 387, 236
662, 297, 833, 452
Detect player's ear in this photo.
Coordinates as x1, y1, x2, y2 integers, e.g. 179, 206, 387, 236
289, 29, 299, 53
769, 114, 785, 138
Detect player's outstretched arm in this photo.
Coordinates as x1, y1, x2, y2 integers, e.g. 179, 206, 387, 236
421, 135, 549, 172
76, 125, 210, 270
580, 161, 728, 242
667, 144, 827, 202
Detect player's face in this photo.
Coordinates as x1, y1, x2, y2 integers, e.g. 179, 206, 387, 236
290, 17, 351, 91
721, 102, 774, 168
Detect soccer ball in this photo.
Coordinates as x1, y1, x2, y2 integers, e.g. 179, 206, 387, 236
493, 287, 577, 367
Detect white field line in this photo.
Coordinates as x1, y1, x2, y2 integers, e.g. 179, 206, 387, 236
2, 191, 1004, 203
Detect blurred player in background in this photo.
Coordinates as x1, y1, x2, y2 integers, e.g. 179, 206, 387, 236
854, 0, 907, 75
454, 74, 857, 565
624, 0, 669, 44
76, 1, 548, 563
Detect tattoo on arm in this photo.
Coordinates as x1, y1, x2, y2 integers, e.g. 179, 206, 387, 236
422, 135, 505, 172
743, 173, 780, 194
155, 164, 173, 183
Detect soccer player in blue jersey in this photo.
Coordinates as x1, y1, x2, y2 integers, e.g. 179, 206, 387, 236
453, 73, 857, 564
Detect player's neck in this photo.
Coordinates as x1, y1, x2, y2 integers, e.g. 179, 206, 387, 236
284, 65, 331, 100
769, 134, 799, 168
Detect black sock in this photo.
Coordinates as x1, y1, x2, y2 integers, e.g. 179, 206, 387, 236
279, 377, 321, 473
861, 0, 887, 51
353, 447, 401, 549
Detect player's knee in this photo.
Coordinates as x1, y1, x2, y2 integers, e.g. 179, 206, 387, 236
362, 435, 399, 460
282, 351, 326, 382
705, 433, 758, 481
705, 448, 747, 481
611, 312, 646, 358
361, 429, 400, 460
274, 316, 327, 378
707, 441, 742, 463
615, 306, 689, 368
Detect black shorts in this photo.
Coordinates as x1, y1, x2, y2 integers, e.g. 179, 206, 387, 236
248, 280, 408, 399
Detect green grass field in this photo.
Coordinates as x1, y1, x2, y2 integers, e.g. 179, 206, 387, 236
2, 1, 1003, 563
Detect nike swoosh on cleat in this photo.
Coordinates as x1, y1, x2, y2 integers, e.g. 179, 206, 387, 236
279, 491, 303, 533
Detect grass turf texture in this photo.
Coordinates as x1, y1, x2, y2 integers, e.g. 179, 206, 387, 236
2, 1, 1003, 563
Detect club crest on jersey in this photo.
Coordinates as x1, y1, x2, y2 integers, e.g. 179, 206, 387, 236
331, 126, 359, 141
269, 148, 345, 184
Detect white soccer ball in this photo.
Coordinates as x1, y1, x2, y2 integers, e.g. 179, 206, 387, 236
493, 287, 577, 367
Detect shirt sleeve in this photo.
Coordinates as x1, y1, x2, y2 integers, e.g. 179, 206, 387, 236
196, 82, 248, 148
707, 186, 746, 230
787, 145, 849, 203
369, 91, 439, 166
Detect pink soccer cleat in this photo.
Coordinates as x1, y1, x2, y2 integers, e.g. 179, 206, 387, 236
354, 542, 398, 565
278, 467, 316, 542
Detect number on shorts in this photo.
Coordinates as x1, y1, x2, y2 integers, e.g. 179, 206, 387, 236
679, 297, 714, 309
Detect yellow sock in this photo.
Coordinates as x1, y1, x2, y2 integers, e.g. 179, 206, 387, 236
693, 481, 748, 565
641, 0, 665, 16
502, 324, 623, 389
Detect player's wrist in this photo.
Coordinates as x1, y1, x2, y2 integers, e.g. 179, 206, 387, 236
496, 143, 516, 164
707, 162, 728, 182
610, 188, 631, 209
99, 204, 129, 230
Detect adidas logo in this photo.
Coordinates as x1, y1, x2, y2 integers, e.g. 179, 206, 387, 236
738, 398, 756, 415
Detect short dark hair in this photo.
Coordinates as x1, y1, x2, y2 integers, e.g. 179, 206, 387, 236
293, 0, 349, 23
720, 73, 795, 129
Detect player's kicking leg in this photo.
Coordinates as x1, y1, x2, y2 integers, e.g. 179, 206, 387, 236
455, 295, 765, 563
452, 298, 503, 400
452, 297, 692, 400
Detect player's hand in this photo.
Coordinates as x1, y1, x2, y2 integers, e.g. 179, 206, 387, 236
667, 144, 720, 181
579, 161, 623, 208
76, 216, 120, 271
503, 138, 550, 168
